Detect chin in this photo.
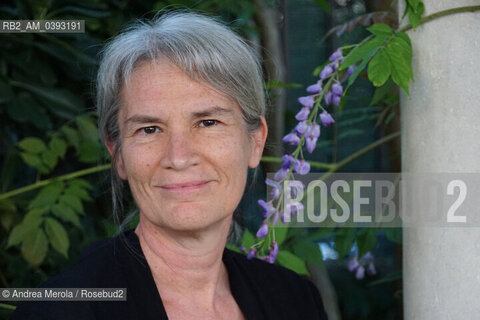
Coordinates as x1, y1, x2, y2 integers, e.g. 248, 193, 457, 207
154, 203, 232, 233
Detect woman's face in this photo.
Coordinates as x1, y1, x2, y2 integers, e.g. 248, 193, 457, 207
110, 60, 267, 233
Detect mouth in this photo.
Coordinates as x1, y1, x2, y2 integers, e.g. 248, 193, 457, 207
159, 180, 212, 193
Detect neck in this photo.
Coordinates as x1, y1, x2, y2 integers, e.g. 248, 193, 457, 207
135, 215, 232, 306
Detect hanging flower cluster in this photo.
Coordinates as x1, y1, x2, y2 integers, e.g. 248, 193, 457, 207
348, 252, 377, 279
244, 47, 357, 263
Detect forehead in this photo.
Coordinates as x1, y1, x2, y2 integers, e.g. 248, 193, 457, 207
120, 59, 237, 112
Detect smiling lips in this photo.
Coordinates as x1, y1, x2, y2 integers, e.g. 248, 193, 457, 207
159, 180, 211, 193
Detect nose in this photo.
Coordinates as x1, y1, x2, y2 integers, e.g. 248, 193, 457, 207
160, 128, 199, 170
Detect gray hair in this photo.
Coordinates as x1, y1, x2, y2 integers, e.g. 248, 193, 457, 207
96, 11, 266, 228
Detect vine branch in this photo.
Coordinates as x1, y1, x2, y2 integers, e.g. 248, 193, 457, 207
0, 164, 111, 201
399, 5, 480, 32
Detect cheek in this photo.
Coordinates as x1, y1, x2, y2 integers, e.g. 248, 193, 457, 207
121, 144, 156, 179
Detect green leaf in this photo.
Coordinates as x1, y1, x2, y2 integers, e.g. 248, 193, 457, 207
20, 152, 43, 169
396, 32, 412, 49
340, 36, 385, 69
225, 243, 242, 253
18, 137, 47, 154
357, 228, 377, 258
59, 194, 84, 214
264, 80, 302, 89
64, 186, 92, 202
276, 250, 309, 275
41, 149, 58, 170
23, 208, 47, 225
292, 240, 323, 265
68, 179, 93, 190
334, 228, 356, 258
346, 58, 368, 89
49, 138, 67, 158
240, 229, 255, 249
370, 78, 395, 106
385, 38, 413, 95
7, 224, 29, 247
29, 182, 64, 210
368, 49, 391, 87
51, 203, 82, 228
408, 2, 424, 29
78, 140, 101, 163
275, 226, 288, 245
367, 23, 393, 36
407, 0, 421, 8
390, 36, 413, 66
44, 218, 69, 258
0, 199, 17, 231
21, 228, 48, 266
61, 126, 80, 149
76, 116, 99, 142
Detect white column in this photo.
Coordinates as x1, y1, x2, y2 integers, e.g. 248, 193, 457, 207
401, 1, 480, 319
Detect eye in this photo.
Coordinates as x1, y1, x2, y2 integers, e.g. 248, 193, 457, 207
198, 120, 219, 128
141, 126, 160, 135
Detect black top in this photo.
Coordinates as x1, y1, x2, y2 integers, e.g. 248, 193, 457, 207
10, 230, 328, 320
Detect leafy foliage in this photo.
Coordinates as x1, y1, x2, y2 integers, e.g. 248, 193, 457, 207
404, 0, 425, 29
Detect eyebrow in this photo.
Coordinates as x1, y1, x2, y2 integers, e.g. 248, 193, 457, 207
125, 106, 234, 126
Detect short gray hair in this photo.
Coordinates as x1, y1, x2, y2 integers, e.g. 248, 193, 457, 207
96, 11, 265, 228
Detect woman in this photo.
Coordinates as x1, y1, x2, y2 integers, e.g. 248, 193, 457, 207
11, 11, 327, 320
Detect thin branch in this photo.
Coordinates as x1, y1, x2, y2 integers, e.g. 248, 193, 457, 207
261, 156, 333, 170
320, 131, 401, 181
0, 164, 111, 201
399, 5, 480, 32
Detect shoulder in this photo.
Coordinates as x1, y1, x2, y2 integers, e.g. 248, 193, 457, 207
224, 249, 328, 319
10, 233, 140, 320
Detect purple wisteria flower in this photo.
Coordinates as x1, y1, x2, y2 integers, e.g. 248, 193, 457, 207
295, 107, 310, 121
306, 81, 322, 94
266, 241, 279, 263
256, 222, 269, 238
265, 178, 282, 200
293, 159, 310, 175
283, 132, 300, 145
347, 65, 356, 76
305, 123, 321, 153
329, 48, 344, 62
258, 199, 277, 217
295, 121, 308, 134
319, 64, 334, 80
274, 155, 296, 180
348, 252, 376, 280
324, 91, 332, 105
332, 82, 343, 95
298, 96, 315, 108
247, 247, 257, 260
332, 95, 341, 106
272, 211, 279, 225
319, 111, 335, 127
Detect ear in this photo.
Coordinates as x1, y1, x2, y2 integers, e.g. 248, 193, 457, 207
105, 138, 127, 180
248, 117, 268, 168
